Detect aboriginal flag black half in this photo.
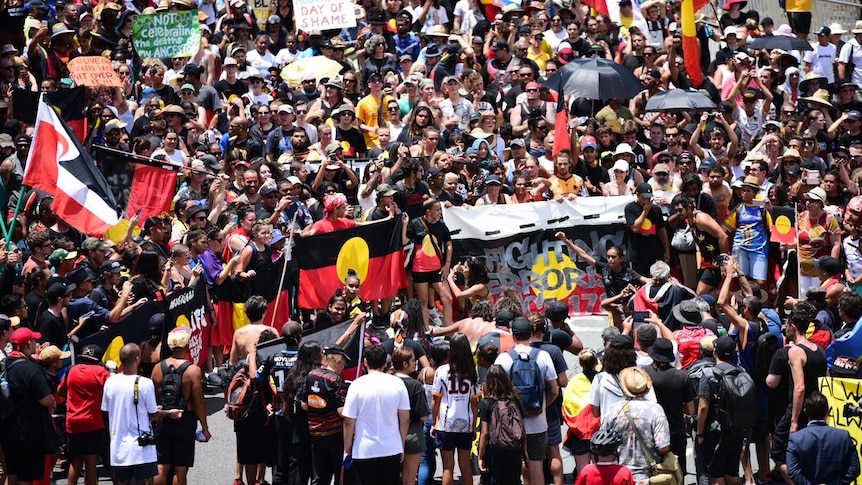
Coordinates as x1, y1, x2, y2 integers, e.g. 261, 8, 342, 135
296, 217, 406, 310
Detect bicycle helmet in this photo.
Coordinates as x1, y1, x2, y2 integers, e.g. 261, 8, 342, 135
590, 428, 623, 456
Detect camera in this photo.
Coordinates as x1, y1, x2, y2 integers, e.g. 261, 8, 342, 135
844, 402, 862, 419
137, 432, 157, 447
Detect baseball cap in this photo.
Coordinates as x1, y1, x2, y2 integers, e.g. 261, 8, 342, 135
40, 345, 71, 363
100, 260, 123, 274
580, 135, 598, 150
167, 327, 191, 349
848, 111, 862, 121
653, 163, 670, 174
636, 182, 653, 198
324, 345, 351, 361
510, 317, 533, 338
10, 327, 41, 347
376, 183, 396, 196
714, 335, 736, 359
77, 344, 105, 362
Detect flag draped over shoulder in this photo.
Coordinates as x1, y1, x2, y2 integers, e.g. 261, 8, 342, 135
12, 87, 87, 141
552, 81, 571, 158
682, 0, 709, 88
23, 95, 120, 236
295, 217, 406, 310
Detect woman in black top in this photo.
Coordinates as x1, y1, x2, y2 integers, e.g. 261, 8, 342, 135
393, 345, 431, 485
555, 233, 648, 327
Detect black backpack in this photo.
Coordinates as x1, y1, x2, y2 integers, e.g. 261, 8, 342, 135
710, 366, 757, 435
0, 358, 24, 422
159, 361, 192, 411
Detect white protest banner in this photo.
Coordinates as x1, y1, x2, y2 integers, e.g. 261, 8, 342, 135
294, 0, 356, 31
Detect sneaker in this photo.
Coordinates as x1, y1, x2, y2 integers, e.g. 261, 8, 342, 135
428, 308, 443, 327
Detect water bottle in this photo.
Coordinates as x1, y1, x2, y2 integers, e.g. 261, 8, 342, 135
1, 377, 9, 399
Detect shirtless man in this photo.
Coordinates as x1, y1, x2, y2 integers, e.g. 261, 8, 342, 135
428, 299, 495, 348
151, 327, 211, 485
702, 165, 732, 224
228, 295, 280, 365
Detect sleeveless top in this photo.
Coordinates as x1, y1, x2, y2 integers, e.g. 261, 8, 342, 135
692, 210, 721, 268
796, 344, 827, 403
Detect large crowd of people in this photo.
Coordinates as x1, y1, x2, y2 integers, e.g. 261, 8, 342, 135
2, 0, 862, 484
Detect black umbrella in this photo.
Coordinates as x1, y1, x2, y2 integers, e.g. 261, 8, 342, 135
644, 89, 717, 112
544, 57, 644, 100
749, 35, 813, 52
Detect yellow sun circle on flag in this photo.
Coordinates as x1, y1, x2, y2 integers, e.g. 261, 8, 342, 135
104, 335, 126, 365
775, 215, 791, 235
340, 140, 351, 152
336, 237, 370, 283
176, 315, 190, 329
530, 251, 577, 301
421, 235, 437, 257
642, 218, 653, 231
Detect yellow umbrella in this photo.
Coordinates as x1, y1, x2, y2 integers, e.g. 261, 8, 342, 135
281, 56, 344, 90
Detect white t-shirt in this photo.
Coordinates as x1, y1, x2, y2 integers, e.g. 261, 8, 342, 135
246, 49, 277, 76
343, 371, 410, 459
420, 6, 449, 34
453, 0, 481, 36
543, 29, 567, 52
493, 346, 556, 434
588, 371, 657, 426
840, 40, 862, 87
803, 43, 836, 84
101, 373, 159, 467
432, 364, 479, 433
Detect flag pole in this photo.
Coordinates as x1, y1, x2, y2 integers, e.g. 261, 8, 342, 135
3, 184, 27, 249
269, 209, 300, 327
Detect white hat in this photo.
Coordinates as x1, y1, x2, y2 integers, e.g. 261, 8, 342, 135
853, 20, 862, 34
612, 160, 630, 173
830, 22, 847, 35
614, 143, 635, 157
723, 26, 738, 38
223, 57, 238, 66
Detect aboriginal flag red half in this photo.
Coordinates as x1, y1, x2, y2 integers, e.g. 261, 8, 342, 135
296, 217, 406, 310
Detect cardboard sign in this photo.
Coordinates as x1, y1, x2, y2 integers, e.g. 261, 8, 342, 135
294, 0, 356, 31
132, 11, 201, 59
250, 0, 273, 29
67, 56, 123, 88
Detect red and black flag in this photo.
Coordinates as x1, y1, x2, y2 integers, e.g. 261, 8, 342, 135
295, 217, 406, 310
552, 78, 571, 158
12, 87, 87, 141
23, 94, 120, 235
256, 318, 366, 380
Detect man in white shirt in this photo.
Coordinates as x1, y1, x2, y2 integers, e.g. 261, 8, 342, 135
839, 21, 862, 86
494, 317, 559, 485
342, 345, 410, 485
246, 32, 277, 77
102, 343, 183, 485
804, 26, 837, 85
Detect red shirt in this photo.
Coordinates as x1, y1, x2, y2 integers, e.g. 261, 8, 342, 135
311, 217, 356, 234
60, 363, 111, 433
674, 326, 716, 370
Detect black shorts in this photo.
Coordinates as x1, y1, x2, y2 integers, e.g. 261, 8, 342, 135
67, 429, 107, 456
235, 410, 277, 466
113, 462, 158, 481
412, 270, 442, 284
698, 267, 721, 288
1, 436, 47, 482
786, 12, 811, 35
525, 432, 548, 462
708, 432, 744, 478
434, 431, 472, 451
157, 412, 197, 467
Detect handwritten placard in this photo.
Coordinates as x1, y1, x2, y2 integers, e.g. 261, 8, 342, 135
67, 56, 123, 88
294, 0, 356, 31
132, 11, 201, 60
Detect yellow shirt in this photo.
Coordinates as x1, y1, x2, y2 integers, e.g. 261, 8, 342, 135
784, 0, 811, 13
356, 94, 386, 149
550, 174, 584, 196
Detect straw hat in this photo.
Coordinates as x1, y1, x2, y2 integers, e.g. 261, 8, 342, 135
801, 89, 833, 108
741, 175, 760, 190
800, 71, 828, 93
619, 367, 652, 398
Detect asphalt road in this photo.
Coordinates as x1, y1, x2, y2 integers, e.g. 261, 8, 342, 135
54, 316, 699, 485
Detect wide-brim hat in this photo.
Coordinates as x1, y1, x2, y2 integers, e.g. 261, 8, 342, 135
741, 175, 760, 190
800, 72, 828, 93
801, 89, 833, 108
469, 127, 496, 147
672, 300, 703, 326
619, 367, 652, 398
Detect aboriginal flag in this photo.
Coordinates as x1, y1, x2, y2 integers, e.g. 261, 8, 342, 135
295, 217, 406, 310
12, 87, 87, 142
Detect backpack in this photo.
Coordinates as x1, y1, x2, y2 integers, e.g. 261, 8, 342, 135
0, 358, 24, 422
507, 348, 545, 416
488, 397, 525, 453
159, 361, 191, 411
225, 364, 260, 422
685, 359, 715, 404
711, 366, 757, 435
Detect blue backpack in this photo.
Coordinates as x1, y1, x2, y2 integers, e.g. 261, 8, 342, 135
507, 348, 545, 416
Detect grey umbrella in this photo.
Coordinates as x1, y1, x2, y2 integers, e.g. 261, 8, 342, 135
543, 57, 645, 100
644, 89, 717, 112
749, 35, 814, 52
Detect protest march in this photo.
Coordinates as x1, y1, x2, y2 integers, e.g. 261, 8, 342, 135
2, 0, 862, 484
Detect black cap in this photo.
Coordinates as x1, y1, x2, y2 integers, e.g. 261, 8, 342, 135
259, 185, 278, 196
485, 174, 502, 185
714, 335, 736, 359
636, 182, 653, 198
510, 317, 533, 338
491, 39, 509, 51
182, 62, 204, 75
66, 267, 96, 285
324, 345, 351, 362
186, 204, 207, 219
609, 334, 634, 350
495, 309, 514, 327
78, 344, 104, 362
100, 260, 123, 274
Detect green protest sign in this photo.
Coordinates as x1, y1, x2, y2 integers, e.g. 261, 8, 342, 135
132, 11, 201, 59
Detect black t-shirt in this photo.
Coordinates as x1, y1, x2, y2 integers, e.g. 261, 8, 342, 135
645, 365, 695, 435
575, 159, 611, 196
398, 374, 431, 423
335, 126, 367, 158
37, 310, 67, 348
3, 354, 57, 450
25, 290, 46, 328
594, 261, 642, 298
394, 181, 431, 220
214, 79, 249, 99
298, 367, 347, 436
624, 202, 666, 263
